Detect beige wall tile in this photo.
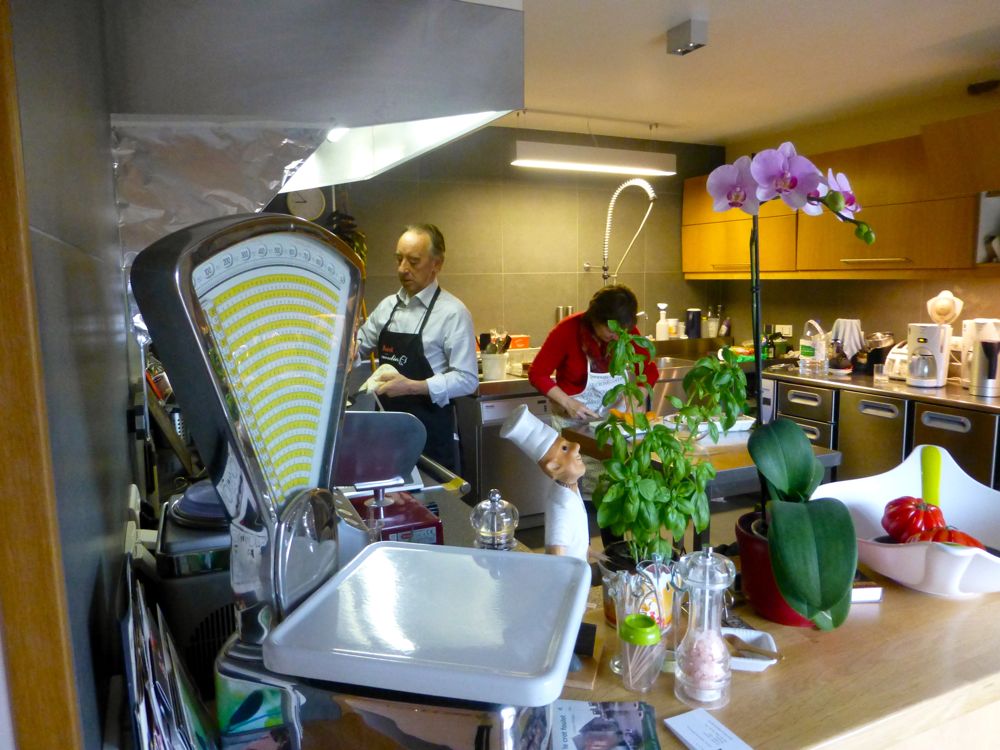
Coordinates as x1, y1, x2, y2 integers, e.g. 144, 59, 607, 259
505, 273, 579, 344
500, 183, 579, 273
419, 181, 503, 274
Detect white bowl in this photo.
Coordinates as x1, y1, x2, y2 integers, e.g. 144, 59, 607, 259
814, 445, 1000, 598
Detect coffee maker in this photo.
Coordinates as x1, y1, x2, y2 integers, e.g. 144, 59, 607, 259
969, 319, 1000, 397
906, 323, 951, 388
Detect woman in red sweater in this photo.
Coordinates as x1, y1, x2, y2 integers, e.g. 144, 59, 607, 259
530, 285, 659, 425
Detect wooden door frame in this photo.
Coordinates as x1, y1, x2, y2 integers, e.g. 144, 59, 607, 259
0, 0, 84, 747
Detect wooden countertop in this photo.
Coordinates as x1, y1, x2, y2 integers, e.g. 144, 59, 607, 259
565, 579, 1000, 748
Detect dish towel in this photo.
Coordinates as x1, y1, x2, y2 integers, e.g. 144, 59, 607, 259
832, 319, 865, 360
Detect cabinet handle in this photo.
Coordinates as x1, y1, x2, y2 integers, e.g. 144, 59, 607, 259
839, 257, 912, 264
800, 424, 821, 441
711, 263, 751, 270
788, 390, 822, 407
857, 400, 899, 419
920, 411, 972, 433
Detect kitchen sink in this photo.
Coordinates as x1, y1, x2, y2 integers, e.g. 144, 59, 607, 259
652, 357, 696, 415
656, 356, 697, 380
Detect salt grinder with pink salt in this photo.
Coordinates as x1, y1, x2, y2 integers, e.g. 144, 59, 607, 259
671, 547, 736, 710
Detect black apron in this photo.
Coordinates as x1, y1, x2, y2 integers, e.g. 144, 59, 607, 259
377, 288, 459, 471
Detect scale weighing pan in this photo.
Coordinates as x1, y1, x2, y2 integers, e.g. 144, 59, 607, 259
262, 541, 592, 707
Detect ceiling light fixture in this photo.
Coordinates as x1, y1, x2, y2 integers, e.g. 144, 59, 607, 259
511, 141, 676, 177
667, 19, 707, 56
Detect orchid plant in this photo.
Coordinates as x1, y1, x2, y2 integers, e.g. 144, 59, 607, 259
705, 142, 872, 630
706, 142, 875, 243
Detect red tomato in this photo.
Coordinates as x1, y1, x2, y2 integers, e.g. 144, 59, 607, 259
905, 526, 986, 549
881, 496, 946, 542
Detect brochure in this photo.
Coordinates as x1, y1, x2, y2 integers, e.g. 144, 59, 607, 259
550, 699, 660, 750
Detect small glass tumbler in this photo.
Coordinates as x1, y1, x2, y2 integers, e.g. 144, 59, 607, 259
873, 363, 889, 383
618, 614, 665, 693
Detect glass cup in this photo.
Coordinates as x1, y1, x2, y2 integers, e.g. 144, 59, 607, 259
873, 363, 889, 383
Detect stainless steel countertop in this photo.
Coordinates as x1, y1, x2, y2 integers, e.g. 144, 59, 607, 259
764, 364, 1000, 415
475, 373, 537, 399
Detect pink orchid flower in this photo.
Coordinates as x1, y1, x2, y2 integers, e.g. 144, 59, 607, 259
750, 142, 823, 211
706, 155, 760, 215
802, 181, 829, 217
827, 169, 862, 220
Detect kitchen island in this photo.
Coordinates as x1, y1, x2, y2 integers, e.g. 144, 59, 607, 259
566, 575, 1000, 749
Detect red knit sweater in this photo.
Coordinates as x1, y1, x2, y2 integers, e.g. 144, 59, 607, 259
528, 313, 659, 397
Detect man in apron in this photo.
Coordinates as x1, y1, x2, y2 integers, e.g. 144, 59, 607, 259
355, 224, 477, 472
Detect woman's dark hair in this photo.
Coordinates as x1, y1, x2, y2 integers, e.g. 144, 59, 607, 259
583, 284, 639, 330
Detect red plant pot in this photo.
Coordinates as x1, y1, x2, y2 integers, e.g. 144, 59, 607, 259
735, 512, 813, 628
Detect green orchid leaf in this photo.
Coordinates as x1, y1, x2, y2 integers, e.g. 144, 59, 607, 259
767, 498, 858, 630
748, 418, 824, 502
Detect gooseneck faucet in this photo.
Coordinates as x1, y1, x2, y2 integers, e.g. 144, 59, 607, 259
602, 178, 657, 285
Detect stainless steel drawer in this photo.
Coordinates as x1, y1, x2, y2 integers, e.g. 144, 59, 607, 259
776, 413, 835, 448
912, 403, 999, 486
777, 382, 837, 422
837, 391, 908, 480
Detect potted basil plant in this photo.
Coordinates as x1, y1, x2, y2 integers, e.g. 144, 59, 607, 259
739, 417, 858, 630
592, 321, 748, 567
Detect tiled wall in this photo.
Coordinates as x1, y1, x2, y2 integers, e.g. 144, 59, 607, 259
341, 127, 725, 346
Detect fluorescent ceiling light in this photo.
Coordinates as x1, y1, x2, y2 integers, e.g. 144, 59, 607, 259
283, 110, 508, 190
511, 141, 676, 177
326, 127, 349, 142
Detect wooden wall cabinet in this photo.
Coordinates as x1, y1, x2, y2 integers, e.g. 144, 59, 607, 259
682, 214, 796, 273
796, 197, 977, 271
681, 136, 980, 277
796, 136, 977, 271
681, 175, 795, 275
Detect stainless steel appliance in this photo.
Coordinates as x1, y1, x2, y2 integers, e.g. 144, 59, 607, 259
969, 319, 1000, 397
906, 323, 950, 388
458, 393, 554, 528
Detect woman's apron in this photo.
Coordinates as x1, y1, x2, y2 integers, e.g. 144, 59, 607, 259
376, 288, 459, 471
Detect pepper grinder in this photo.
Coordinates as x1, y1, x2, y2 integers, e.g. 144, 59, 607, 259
470, 488, 519, 550
671, 547, 736, 710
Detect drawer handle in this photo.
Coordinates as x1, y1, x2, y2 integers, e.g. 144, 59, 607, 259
920, 411, 972, 433
788, 390, 822, 407
857, 400, 899, 419
839, 257, 913, 264
711, 263, 751, 270
800, 424, 821, 441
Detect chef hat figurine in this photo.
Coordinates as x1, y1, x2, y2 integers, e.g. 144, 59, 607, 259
499, 404, 590, 561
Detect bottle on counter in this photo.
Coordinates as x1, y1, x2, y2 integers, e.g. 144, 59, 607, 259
655, 303, 670, 340
706, 306, 720, 338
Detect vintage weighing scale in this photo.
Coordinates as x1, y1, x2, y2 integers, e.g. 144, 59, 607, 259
130, 214, 590, 749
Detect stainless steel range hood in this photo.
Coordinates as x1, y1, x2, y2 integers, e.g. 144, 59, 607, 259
106, 0, 523, 257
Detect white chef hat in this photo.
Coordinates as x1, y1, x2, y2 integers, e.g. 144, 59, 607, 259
499, 403, 558, 463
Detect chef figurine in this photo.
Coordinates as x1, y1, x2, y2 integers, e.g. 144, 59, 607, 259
499, 404, 590, 560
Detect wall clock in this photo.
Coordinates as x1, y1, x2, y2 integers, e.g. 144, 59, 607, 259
285, 188, 327, 221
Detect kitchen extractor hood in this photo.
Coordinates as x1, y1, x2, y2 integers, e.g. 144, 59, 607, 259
282, 110, 508, 192
106, 0, 523, 259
